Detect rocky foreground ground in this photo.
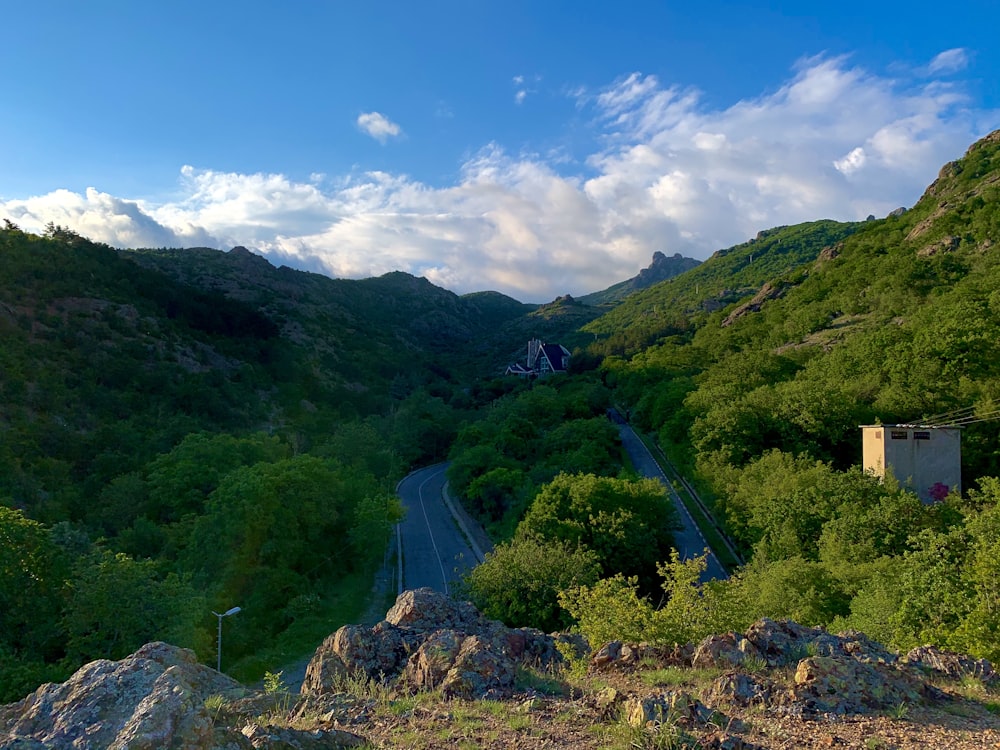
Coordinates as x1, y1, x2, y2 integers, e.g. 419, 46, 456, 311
2, 588, 1000, 749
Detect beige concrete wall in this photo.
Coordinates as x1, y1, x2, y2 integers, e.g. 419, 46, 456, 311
861, 426, 961, 502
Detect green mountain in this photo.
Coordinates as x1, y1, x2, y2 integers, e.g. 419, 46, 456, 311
582, 219, 864, 355
0, 223, 568, 697
605, 128, 1000, 481
578, 250, 702, 306
0, 231, 539, 513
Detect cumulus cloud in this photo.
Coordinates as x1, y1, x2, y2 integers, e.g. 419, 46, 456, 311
356, 111, 402, 142
2, 52, 995, 302
834, 147, 867, 175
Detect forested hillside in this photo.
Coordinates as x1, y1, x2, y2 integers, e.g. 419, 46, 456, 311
448, 130, 1000, 668
567, 129, 1000, 659
0, 224, 565, 700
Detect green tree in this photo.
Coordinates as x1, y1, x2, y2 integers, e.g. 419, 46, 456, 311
464, 538, 600, 632
145, 432, 290, 524
466, 467, 531, 524
61, 548, 207, 662
0, 506, 67, 658
559, 574, 658, 647
182, 455, 391, 642
517, 473, 677, 589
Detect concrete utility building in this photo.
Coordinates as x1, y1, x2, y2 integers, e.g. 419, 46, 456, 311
860, 424, 962, 503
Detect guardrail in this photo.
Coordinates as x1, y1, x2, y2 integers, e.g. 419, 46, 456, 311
649, 442, 745, 569
611, 407, 745, 571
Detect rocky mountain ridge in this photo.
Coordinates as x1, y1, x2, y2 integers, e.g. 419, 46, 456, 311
579, 251, 702, 306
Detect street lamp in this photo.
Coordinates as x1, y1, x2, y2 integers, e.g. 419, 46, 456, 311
212, 606, 241, 672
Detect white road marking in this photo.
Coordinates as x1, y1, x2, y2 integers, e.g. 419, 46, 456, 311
417, 467, 450, 595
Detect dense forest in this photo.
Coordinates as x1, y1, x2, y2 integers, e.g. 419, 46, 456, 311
3, 128, 1000, 704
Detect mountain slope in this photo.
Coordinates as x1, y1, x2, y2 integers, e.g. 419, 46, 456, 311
582, 219, 863, 356
579, 251, 701, 306
605, 128, 1000, 476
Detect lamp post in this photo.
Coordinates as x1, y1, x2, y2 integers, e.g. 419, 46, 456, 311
212, 606, 241, 672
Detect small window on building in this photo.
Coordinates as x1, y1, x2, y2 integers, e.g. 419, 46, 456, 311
890, 430, 908, 440
914, 431, 931, 440
874, 430, 882, 440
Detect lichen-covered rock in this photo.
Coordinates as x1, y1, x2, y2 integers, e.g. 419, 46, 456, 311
506, 627, 566, 668
590, 641, 636, 669
399, 631, 518, 699
0, 739, 52, 750
592, 686, 624, 719
301, 620, 411, 696
440, 634, 517, 699
400, 629, 467, 692
0, 642, 246, 750
743, 618, 827, 666
626, 691, 714, 727
742, 619, 898, 670
692, 632, 761, 669
904, 645, 998, 685
302, 589, 565, 701
708, 672, 770, 707
385, 587, 494, 634
831, 630, 897, 665
241, 724, 367, 749
791, 656, 921, 715
300, 639, 349, 697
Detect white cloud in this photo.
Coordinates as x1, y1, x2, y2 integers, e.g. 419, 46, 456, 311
928, 48, 969, 75
834, 146, 867, 175
512, 74, 541, 105
2, 55, 996, 302
356, 111, 402, 143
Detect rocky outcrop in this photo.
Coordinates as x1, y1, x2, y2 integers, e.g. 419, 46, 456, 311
592, 617, 993, 718
6, 597, 998, 748
720, 281, 793, 328
0, 642, 241, 750
791, 655, 923, 715
301, 587, 564, 700
904, 645, 999, 685
0, 642, 365, 750
691, 632, 761, 669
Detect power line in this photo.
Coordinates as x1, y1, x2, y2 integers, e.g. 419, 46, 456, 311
938, 408, 1000, 427
921, 405, 981, 425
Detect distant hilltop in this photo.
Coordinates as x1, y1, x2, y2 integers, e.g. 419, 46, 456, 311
579, 251, 701, 305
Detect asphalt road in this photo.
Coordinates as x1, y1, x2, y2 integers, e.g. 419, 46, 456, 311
396, 425, 727, 592
614, 420, 729, 582
395, 464, 483, 594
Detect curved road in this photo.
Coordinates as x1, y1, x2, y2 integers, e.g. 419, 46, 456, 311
396, 422, 727, 593
612, 415, 729, 582
395, 464, 483, 594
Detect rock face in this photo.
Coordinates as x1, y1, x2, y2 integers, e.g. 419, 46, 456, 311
691, 632, 761, 669
301, 587, 564, 700
0, 642, 365, 750
0, 642, 241, 750
720, 281, 793, 328
904, 645, 999, 685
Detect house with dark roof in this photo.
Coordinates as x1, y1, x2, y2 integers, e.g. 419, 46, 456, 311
505, 339, 571, 377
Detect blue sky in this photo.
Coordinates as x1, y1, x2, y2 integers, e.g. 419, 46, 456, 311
2, 1, 998, 302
